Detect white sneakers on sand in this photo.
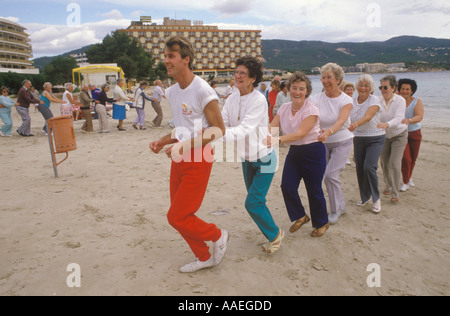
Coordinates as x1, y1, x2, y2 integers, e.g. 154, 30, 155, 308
179, 229, 229, 273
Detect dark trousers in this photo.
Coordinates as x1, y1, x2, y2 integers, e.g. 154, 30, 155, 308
354, 135, 386, 203
281, 142, 328, 229
37, 105, 53, 133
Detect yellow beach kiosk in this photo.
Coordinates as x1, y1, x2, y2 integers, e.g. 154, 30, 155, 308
72, 64, 125, 87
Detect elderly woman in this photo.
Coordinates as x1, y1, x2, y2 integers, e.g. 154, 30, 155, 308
0, 86, 19, 137
268, 72, 329, 237
377, 75, 408, 204
112, 79, 134, 131
399, 79, 424, 192
348, 75, 386, 215
273, 81, 290, 117
97, 84, 117, 134
222, 56, 284, 254
61, 83, 80, 117
310, 63, 353, 221
39, 82, 64, 135
268, 79, 280, 122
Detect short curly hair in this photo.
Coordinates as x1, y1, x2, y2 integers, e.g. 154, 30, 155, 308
398, 78, 418, 95
235, 56, 263, 88
287, 71, 312, 98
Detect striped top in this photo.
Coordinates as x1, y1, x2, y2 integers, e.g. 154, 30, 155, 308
350, 94, 385, 137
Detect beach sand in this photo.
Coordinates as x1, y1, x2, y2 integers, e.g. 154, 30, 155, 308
0, 94, 449, 296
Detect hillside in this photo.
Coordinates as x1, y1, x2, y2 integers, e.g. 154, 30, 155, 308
32, 36, 450, 73
32, 45, 93, 71
262, 36, 450, 71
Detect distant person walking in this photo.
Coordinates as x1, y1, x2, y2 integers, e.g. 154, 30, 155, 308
113, 79, 134, 131
61, 83, 79, 117
39, 82, 64, 135
97, 84, 116, 133
79, 84, 98, 133
0, 86, 19, 137
151, 80, 165, 128
16, 80, 42, 137
132, 81, 153, 130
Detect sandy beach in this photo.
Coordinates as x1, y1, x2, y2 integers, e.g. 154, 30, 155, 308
0, 92, 449, 296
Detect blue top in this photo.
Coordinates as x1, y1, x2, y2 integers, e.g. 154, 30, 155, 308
40, 92, 51, 108
0, 95, 15, 109
91, 88, 100, 101
405, 97, 421, 132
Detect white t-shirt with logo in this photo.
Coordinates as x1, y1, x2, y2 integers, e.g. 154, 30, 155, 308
166, 76, 219, 142
310, 92, 354, 143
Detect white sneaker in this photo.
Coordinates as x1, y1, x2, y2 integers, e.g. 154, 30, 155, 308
400, 184, 409, 192
213, 229, 229, 266
0, 131, 4, 137
409, 179, 415, 187
179, 257, 215, 273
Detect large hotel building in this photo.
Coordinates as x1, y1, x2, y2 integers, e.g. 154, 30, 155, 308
120, 17, 262, 78
0, 18, 39, 74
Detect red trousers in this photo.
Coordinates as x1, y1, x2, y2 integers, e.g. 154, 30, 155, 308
167, 146, 221, 262
402, 129, 422, 185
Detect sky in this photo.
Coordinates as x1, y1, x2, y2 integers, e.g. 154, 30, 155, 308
1, 0, 450, 58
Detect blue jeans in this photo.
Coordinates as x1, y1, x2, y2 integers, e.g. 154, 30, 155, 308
281, 142, 328, 229
242, 151, 279, 242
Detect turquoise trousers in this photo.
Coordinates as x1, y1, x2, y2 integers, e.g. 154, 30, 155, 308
242, 151, 279, 242
0, 108, 12, 136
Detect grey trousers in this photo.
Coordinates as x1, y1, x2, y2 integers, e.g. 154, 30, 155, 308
354, 135, 386, 204
324, 138, 353, 214
16, 105, 31, 135
37, 105, 54, 133
95, 104, 109, 133
380, 129, 408, 199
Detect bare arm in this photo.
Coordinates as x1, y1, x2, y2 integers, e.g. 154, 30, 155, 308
318, 103, 352, 143
349, 105, 379, 132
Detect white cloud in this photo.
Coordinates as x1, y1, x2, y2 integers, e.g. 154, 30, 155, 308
101, 9, 124, 20
25, 19, 131, 58
211, 0, 254, 17
16, 0, 450, 58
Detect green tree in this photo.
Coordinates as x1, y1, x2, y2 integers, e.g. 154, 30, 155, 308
154, 61, 168, 82
86, 31, 154, 80
43, 56, 78, 85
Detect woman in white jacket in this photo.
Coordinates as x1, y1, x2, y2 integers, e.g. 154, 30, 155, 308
221, 56, 284, 254
132, 81, 153, 130
377, 75, 407, 205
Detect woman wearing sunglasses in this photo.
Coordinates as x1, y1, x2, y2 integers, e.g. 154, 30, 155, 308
377, 76, 408, 206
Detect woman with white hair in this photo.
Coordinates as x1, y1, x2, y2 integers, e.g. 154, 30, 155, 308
348, 74, 386, 216
61, 83, 80, 117
39, 82, 64, 135
310, 63, 353, 224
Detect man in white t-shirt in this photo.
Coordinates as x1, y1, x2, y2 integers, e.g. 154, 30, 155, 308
149, 36, 228, 273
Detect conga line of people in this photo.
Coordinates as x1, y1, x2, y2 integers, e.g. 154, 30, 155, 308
146, 36, 425, 273
1, 37, 424, 273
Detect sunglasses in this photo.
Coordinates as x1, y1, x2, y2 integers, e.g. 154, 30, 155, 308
379, 85, 390, 91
